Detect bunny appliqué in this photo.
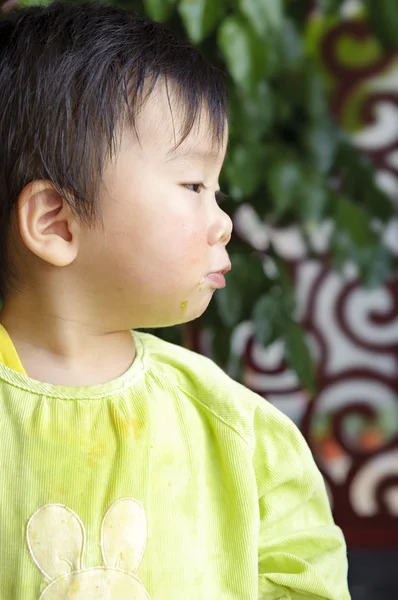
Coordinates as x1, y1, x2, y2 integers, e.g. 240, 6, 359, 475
26, 498, 151, 599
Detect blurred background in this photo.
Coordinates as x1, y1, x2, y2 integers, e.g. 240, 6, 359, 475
2, 0, 397, 597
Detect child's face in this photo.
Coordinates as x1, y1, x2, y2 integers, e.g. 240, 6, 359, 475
76, 84, 232, 329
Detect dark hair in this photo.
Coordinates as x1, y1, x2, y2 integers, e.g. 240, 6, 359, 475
0, 1, 228, 298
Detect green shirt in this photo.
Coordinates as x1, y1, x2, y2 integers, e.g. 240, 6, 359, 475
0, 331, 350, 599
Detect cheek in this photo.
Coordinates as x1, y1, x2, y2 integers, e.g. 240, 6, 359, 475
99, 183, 209, 274
184, 229, 206, 266
153, 209, 208, 261
98, 220, 205, 285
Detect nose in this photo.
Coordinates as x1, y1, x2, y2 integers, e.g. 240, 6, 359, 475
208, 207, 233, 246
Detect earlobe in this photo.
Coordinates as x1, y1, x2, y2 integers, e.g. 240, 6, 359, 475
18, 181, 79, 267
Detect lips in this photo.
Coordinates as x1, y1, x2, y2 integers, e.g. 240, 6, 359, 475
206, 263, 231, 288
206, 273, 226, 287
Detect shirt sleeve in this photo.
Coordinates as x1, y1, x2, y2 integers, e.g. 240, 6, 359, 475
253, 402, 351, 600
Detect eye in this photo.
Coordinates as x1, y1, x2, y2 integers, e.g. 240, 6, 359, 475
184, 183, 204, 193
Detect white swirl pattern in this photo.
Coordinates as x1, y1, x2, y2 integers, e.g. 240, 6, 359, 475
229, 27, 398, 540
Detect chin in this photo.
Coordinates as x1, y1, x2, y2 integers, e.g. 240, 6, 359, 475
167, 299, 212, 328
187, 297, 213, 323
131, 290, 214, 329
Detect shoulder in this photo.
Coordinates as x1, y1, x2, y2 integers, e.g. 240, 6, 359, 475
135, 330, 297, 447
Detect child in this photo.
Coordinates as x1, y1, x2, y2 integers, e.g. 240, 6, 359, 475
0, 3, 350, 598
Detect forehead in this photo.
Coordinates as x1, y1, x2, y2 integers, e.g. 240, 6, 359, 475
132, 81, 228, 164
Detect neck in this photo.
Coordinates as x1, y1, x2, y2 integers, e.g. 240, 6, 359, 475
0, 291, 136, 386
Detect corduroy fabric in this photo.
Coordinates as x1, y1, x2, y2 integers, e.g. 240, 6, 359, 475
0, 331, 350, 599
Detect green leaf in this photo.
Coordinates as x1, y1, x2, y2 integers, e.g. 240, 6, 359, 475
274, 257, 315, 392
224, 141, 267, 200
19, 0, 52, 5
252, 293, 280, 347
178, 0, 225, 44
316, 0, 345, 15
332, 235, 393, 289
365, 0, 398, 50
284, 0, 309, 29
216, 252, 265, 328
273, 259, 296, 316
338, 142, 393, 223
229, 82, 274, 141
206, 326, 243, 379
140, 325, 183, 345
211, 326, 233, 368
334, 196, 373, 247
283, 321, 316, 393
331, 196, 393, 287
215, 271, 243, 330
218, 16, 269, 93
299, 168, 328, 225
303, 117, 338, 173
358, 244, 393, 289
302, 65, 329, 122
267, 157, 303, 217
144, 0, 177, 21
280, 18, 305, 71
239, 0, 284, 38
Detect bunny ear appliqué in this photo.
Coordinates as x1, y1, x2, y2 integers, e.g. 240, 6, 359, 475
101, 497, 147, 573
26, 504, 85, 581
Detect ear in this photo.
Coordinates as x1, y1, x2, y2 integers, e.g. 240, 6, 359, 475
101, 498, 147, 573
26, 504, 85, 580
17, 180, 80, 267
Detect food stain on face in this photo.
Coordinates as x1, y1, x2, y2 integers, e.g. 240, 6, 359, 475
198, 277, 207, 292
180, 300, 188, 317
